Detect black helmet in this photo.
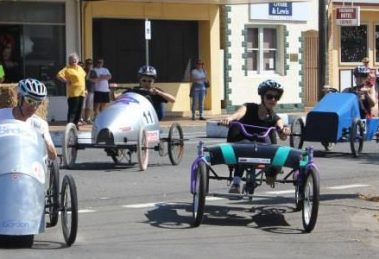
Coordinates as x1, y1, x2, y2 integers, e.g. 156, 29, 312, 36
257, 79, 283, 98
138, 65, 157, 79
353, 65, 370, 78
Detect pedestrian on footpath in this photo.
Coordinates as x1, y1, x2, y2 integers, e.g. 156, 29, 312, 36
190, 59, 208, 121
93, 58, 112, 117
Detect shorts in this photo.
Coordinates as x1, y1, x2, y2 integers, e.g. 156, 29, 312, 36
83, 92, 94, 109
94, 91, 110, 103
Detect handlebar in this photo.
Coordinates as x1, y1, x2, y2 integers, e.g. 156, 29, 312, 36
218, 121, 276, 139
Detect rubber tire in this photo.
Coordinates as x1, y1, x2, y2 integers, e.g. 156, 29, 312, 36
61, 175, 78, 246
302, 166, 320, 233
62, 123, 78, 169
46, 159, 60, 228
192, 161, 207, 227
295, 183, 303, 211
137, 127, 149, 171
350, 119, 364, 157
168, 123, 184, 165
290, 117, 304, 149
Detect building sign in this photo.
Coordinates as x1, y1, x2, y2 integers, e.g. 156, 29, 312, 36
269, 2, 292, 16
336, 7, 360, 26
250, 2, 309, 22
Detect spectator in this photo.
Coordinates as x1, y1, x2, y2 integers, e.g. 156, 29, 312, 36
93, 58, 112, 117
83, 58, 96, 124
190, 59, 208, 120
56, 52, 86, 128
0, 62, 4, 83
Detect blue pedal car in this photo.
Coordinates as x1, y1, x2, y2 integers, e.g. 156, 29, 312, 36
290, 92, 379, 157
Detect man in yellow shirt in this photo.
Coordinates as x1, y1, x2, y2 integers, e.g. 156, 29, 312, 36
56, 52, 86, 128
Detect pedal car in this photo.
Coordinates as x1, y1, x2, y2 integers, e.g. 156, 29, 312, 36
290, 92, 379, 157
190, 122, 320, 233
62, 92, 184, 170
0, 120, 78, 247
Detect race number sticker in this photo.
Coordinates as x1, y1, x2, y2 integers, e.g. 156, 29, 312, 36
146, 130, 160, 142
238, 157, 271, 164
31, 161, 45, 184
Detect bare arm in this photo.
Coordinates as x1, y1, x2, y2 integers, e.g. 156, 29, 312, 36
219, 105, 247, 126
276, 119, 291, 141
152, 88, 176, 103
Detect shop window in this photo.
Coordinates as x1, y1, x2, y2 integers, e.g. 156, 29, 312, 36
93, 19, 198, 83
247, 27, 278, 74
340, 25, 367, 63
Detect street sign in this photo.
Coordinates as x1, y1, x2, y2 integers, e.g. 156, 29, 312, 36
336, 6, 360, 26
145, 20, 151, 40
269, 2, 292, 16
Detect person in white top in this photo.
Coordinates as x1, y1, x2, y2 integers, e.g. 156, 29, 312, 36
92, 58, 112, 117
0, 78, 57, 160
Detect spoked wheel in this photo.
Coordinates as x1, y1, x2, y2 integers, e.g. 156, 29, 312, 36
110, 149, 129, 164
137, 127, 149, 171
290, 117, 304, 149
46, 159, 60, 227
350, 119, 364, 157
302, 166, 320, 233
168, 123, 184, 165
61, 175, 78, 246
294, 183, 303, 211
192, 161, 208, 227
62, 123, 78, 169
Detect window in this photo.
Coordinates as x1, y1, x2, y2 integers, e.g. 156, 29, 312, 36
340, 25, 367, 63
247, 27, 277, 73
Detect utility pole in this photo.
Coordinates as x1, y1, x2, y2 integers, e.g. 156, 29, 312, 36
318, 0, 327, 100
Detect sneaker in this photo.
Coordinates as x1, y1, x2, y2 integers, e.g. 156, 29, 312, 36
265, 167, 279, 187
199, 117, 206, 121
192, 116, 196, 121
228, 184, 240, 194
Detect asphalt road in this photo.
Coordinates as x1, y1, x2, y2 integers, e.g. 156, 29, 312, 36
1, 126, 379, 258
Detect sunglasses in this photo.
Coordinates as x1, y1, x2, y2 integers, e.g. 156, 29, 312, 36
264, 94, 280, 101
141, 79, 153, 83
24, 96, 42, 108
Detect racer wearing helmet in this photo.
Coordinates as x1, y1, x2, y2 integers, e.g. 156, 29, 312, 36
343, 65, 377, 118
123, 65, 175, 120
0, 78, 57, 160
219, 79, 290, 193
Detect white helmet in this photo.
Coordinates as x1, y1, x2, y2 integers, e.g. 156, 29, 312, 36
17, 78, 47, 101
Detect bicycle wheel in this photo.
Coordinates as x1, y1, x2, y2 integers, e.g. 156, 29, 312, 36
137, 127, 149, 171
192, 161, 207, 227
302, 166, 320, 233
62, 123, 78, 169
168, 123, 184, 165
61, 175, 78, 246
46, 159, 60, 227
350, 119, 364, 157
290, 117, 304, 149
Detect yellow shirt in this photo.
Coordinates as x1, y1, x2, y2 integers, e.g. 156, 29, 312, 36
57, 65, 86, 97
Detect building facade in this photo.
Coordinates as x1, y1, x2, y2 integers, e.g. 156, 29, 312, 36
329, 0, 379, 91
224, 0, 318, 112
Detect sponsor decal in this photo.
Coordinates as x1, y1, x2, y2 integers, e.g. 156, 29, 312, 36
238, 157, 271, 164
0, 123, 37, 143
146, 130, 160, 142
1, 220, 30, 229
118, 126, 133, 133
115, 95, 140, 105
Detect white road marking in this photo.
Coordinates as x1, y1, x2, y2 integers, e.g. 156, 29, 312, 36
206, 197, 224, 201
78, 209, 96, 213
327, 184, 370, 190
265, 190, 295, 195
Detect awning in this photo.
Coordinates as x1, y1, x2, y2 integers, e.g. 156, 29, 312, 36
84, 0, 309, 5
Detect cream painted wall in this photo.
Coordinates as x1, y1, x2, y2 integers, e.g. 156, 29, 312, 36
227, 1, 318, 107
82, 1, 222, 115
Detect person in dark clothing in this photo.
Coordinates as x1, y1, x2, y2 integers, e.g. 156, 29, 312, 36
219, 79, 291, 193
124, 65, 175, 120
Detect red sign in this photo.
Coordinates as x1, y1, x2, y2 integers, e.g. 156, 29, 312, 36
336, 7, 360, 26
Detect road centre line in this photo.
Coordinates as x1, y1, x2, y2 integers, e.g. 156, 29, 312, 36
327, 184, 370, 190
78, 209, 96, 213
